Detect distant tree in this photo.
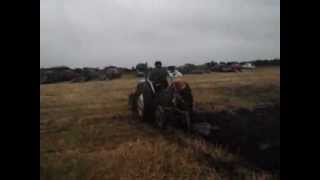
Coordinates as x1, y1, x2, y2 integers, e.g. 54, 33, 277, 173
206, 61, 217, 68
184, 63, 196, 68
47, 66, 70, 71
178, 63, 197, 74
250, 58, 280, 66
74, 68, 82, 74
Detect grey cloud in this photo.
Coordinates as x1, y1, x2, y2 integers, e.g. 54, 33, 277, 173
40, 0, 280, 68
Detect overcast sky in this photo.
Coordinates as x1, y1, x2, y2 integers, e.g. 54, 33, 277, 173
40, 0, 280, 68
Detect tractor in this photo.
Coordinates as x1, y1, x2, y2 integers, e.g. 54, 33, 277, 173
128, 73, 193, 130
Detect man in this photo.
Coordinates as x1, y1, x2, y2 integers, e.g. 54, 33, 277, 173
148, 61, 169, 93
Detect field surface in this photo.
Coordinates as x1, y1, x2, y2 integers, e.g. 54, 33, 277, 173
40, 67, 280, 180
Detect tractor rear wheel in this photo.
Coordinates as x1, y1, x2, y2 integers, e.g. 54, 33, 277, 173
135, 82, 155, 122
136, 94, 144, 120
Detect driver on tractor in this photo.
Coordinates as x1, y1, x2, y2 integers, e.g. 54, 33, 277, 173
147, 61, 169, 94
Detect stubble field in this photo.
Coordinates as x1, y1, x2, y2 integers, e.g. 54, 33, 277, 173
40, 66, 280, 180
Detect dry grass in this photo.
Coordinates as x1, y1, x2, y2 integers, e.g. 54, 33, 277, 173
40, 66, 280, 180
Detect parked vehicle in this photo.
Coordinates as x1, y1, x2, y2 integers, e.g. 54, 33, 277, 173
230, 63, 242, 72
136, 63, 148, 77
241, 63, 256, 70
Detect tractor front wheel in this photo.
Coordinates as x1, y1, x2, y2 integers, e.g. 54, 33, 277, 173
155, 106, 167, 129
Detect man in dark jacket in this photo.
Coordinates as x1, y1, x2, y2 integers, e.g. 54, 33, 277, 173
148, 61, 169, 92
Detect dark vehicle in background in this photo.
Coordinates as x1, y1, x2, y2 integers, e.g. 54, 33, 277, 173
104, 66, 122, 80
136, 63, 148, 77
230, 63, 242, 72
220, 64, 234, 72
210, 62, 242, 72
82, 68, 104, 81
189, 69, 207, 74
40, 66, 81, 84
210, 63, 231, 72
177, 64, 197, 74
178, 64, 209, 74
40, 66, 123, 84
